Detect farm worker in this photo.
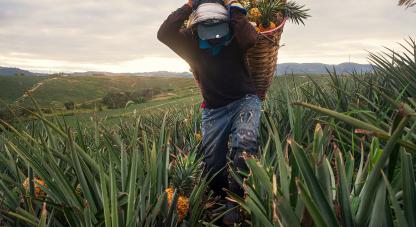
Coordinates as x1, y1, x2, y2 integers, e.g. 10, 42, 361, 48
158, 0, 260, 224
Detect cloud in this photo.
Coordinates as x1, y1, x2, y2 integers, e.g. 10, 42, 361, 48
0, 0, 415, 72
278, 0, 415, 63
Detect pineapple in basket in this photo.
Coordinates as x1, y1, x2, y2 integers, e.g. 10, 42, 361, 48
245, 0, 310, 33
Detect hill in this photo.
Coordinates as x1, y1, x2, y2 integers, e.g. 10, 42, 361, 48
0, 66, 193, 78
69, 71, 192, 78
276, 62, 374, 75
0, 76, 49, 103
1, 62, 374, 79
2, 75, 196, 108
0, 67, 46, 77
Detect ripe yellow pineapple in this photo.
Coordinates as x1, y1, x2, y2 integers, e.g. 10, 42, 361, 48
259, 21, 277, 32
22, 177, 47, 198
75, 184, 82, 196
241, 0, 257, 8
194, 132, 202, 142
243, 0, 310, 33
249, 7, 262, 21
165, 187, 190, 222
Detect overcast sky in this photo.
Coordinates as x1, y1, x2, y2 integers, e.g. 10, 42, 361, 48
0, 0, 415, 73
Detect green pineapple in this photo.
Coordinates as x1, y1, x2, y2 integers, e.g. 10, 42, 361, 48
169, 152, 203, 197
166, 152, 204, 221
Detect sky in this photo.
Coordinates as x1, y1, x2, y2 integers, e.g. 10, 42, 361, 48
0, 0, 415, 73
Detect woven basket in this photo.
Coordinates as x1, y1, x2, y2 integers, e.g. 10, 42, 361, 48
246, 18, 287, 100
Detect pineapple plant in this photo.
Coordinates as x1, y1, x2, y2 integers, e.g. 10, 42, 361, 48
166, 152, 204, 222
1, 38, 415, 227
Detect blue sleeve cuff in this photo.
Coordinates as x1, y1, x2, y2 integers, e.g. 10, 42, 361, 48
228, 3, 247, 16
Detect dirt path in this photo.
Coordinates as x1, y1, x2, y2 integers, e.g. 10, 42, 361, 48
14, 77, 59, 105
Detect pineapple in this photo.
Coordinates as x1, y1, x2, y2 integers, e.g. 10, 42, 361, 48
165, 188, 190, 222
22, 177, 47, 198
194, 132, 202, 142
257, 0, 281, 31
259, 21, 276, 32
166, 153, 204, 221
249, 7, 262, 21
244, 0, 310, 33
241, 0, 256, 8
75, 184, 82, 196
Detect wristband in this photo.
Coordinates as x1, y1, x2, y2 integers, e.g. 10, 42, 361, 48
228, 2, 247, 16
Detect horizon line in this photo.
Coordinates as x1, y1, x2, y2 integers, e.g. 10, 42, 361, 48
1, 61, 373, 75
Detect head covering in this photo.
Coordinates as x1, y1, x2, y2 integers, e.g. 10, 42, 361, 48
188, 3, 228, 26
187, 3, 230, 41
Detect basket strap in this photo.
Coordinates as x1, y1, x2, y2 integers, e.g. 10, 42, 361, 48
259, 33, 278, 45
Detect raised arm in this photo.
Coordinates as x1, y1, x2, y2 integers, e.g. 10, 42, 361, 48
157, 3, 195, 63
228, 2, 258, 52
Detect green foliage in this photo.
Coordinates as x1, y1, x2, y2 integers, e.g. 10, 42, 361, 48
0, 107, 211, 226
1, 76, 194, 108
102, 89, 159, 109
0, 38, 415, 226
245, 0, 310, 27
398, 0, 415, 7
0, 76, 47, 104
169, 150, 204, 197
230, 38, 416, 226
64, 101, 75, 110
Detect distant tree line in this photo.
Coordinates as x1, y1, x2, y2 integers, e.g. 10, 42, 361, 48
0, 88, 163, 123
64, 88, 162, 110
102, 88, 161, 109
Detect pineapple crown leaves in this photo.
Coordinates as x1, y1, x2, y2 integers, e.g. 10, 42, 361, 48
284, 1, 310, 25
398, 0, 416, 8
169, 152, 204, 196
250, 0, 310, 26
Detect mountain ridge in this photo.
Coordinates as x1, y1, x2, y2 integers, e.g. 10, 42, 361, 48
276, 62, 374, 75
0, 66, 46, 77
1, 62, 374, 77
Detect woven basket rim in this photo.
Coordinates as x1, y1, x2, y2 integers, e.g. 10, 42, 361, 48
258, 17, 288, 36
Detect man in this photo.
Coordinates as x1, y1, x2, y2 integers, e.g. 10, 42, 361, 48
157, 0, 260, 224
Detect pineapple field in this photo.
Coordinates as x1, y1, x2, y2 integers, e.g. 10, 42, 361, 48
1, 38, 416, 226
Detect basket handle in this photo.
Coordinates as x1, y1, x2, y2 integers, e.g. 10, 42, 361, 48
259, 17, 288, 35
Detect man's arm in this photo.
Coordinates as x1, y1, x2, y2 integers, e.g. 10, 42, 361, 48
229, 4, 258, 52
157, 4, 195, 63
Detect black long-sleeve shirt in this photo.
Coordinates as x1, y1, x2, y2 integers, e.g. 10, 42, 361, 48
157, 4, 258, 108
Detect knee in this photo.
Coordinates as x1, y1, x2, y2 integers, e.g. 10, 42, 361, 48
232, 128, 258, 153
204, 157, 226, 176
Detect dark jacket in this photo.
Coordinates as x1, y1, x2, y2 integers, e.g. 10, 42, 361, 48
157, 4, 258, 108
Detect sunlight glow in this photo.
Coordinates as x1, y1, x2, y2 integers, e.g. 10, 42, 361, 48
0, 55, 191, 73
